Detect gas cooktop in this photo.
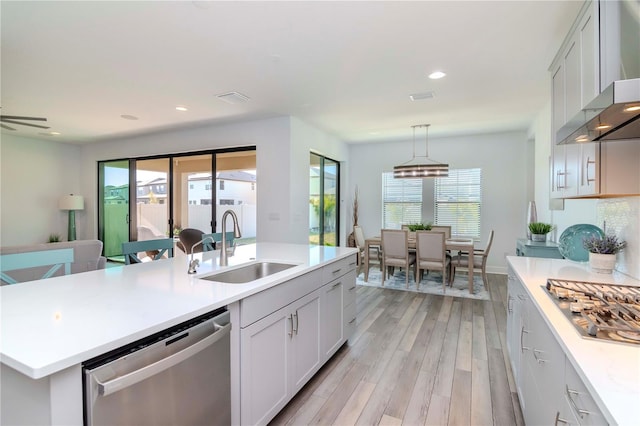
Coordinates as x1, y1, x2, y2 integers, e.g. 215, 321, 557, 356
545, 278, 640, 345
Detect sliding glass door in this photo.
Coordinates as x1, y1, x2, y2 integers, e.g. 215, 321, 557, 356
309, 153, 339, 246
98, 160, 130, 261
98, 148, 256, 259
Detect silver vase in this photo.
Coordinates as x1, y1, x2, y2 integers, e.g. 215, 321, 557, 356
526, 201, 537, 240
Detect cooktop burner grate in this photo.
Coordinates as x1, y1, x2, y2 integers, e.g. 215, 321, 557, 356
545, 279, 640, 345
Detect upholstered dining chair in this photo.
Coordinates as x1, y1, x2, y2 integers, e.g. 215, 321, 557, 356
415, 231, 451, 292
122, 238, 174, 265
450, 230, 494, 288
381, 229, 416, 288
353, 225, 380, 277
430, 225, 451, 239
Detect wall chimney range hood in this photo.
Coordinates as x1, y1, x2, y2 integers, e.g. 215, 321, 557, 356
557, 78, 640, 144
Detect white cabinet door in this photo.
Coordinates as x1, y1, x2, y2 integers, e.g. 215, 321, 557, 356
551, 62, 566, 137
577, 142, 599, 195
290, 290, 322, 394
579, 9, 599, 107
506, 272, 526, 395
564, 36, 581, 121
240, 305, 290, 426
322, 279, 344, 360
552, 145, 579, 198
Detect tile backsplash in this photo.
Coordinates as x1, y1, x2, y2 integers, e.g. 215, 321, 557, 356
597, 197, 640, 279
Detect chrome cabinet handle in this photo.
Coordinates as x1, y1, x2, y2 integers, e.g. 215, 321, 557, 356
332, 281, 342, 289
293, 310, 299, 335
507, 296, 513, 314
520, 326, 530, 352
517, 294, 527, 301
348, 285, 356, 291
288, 314, 294, 338
332, 268, 342, 275
533, 349, 548, 363
554, 411, 569, 425
585, 156, 596, 185
348, 317, 356, 324
566, 385, 592, 418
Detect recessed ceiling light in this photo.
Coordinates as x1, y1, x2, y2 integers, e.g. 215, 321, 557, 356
428, 71, 446, 79
176, 106, 188, 111
595, 124, 611, 130
49, 131, 61, 135
38, 131, 60, 136
575, 135, 589, 142
624, 105, 640, 112
409, 91, 435, 101
121, 114, 139, 120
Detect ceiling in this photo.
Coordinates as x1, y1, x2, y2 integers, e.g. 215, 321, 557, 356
0, 0, 582, 145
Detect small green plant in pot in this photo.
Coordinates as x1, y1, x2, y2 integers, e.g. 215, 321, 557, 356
528, 222, 553, 242
48, 233, 61, 243
407, 222, 432, 231
583, 234, 626, 273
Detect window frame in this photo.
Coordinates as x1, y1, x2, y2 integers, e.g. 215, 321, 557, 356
381, 172, 423, 229
434, 168, 482, 239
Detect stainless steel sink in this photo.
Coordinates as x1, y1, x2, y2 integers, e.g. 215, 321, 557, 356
200, 262, 297, 284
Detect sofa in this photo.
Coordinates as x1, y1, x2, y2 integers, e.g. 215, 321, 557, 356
0, 239, 106, 285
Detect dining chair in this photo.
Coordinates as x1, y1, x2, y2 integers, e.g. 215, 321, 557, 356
430, 225, 451, 239
381, 229, 416, 288
353, 225, 380, 277
0, 248, 74, 285
415, 231, 451, 292
122, 238, 174, 265
177, 228, 205, 254
450, 230, 494, 288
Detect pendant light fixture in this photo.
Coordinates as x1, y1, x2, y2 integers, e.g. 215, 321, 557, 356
393, 124, 448, 178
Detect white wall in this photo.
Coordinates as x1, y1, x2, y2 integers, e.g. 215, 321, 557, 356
0, 134, 83, 245
348, 130, 532, 274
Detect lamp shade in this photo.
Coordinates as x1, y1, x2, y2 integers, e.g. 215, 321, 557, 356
59, 194, 84, 211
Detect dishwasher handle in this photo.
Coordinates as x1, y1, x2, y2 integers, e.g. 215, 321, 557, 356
95, 321, 231, 397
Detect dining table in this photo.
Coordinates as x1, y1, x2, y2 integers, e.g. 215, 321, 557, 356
363, 235, 476, 293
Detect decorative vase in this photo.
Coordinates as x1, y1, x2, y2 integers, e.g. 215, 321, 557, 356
531, 233, 547, 242
526, 201, 537, 239
589, 252, 616, 274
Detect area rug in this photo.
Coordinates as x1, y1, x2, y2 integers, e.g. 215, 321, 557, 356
357, 267, 489, 300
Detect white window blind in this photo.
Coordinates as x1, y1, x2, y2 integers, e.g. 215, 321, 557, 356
435, 168, 482, 238
382, 172, 422, 229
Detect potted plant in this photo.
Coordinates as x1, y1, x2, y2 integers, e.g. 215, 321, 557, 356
528, 222, 553, 242
583, 234, 626, 273
407, 222, 432, 231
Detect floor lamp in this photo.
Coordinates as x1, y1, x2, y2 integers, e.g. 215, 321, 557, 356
59, 194, 84, 241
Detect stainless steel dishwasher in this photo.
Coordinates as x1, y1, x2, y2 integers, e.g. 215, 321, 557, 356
83, 307, 231, 426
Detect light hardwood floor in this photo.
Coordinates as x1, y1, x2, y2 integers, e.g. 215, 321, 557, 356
269, 274, 525, 426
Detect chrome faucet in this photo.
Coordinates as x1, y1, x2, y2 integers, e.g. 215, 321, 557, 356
220, 210, 242, 267
188, 236, 215, 274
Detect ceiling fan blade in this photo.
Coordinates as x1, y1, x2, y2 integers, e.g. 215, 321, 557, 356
0, 115, 48, 122
1, 123, 16, 131
0, 119, 50, 129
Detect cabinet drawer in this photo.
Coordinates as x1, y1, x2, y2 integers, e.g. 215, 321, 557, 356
322, 255, 357, 283
342, 270, 357, 306
240, 268, 322, 328
564, 358, 609, 425
344, 302, 356, 340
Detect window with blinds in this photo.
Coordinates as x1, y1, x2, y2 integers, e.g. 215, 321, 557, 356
434, 168, 482, 238
382, 172, 422, 229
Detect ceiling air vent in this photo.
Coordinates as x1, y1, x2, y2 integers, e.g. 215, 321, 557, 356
216, 92, 250, 104
409, 91, 435, 101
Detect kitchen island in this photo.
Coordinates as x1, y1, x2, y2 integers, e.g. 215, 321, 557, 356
507, 256, 639, 425
1, 243, 357, 425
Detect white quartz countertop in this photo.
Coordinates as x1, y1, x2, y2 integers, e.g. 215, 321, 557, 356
0, 243, 357, 379
506, 256, 640, 426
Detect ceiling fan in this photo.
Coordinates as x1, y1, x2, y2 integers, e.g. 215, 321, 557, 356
0, 114, 50, 131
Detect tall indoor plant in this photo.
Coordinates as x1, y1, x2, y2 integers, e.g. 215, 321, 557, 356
583, 234, 626, 273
